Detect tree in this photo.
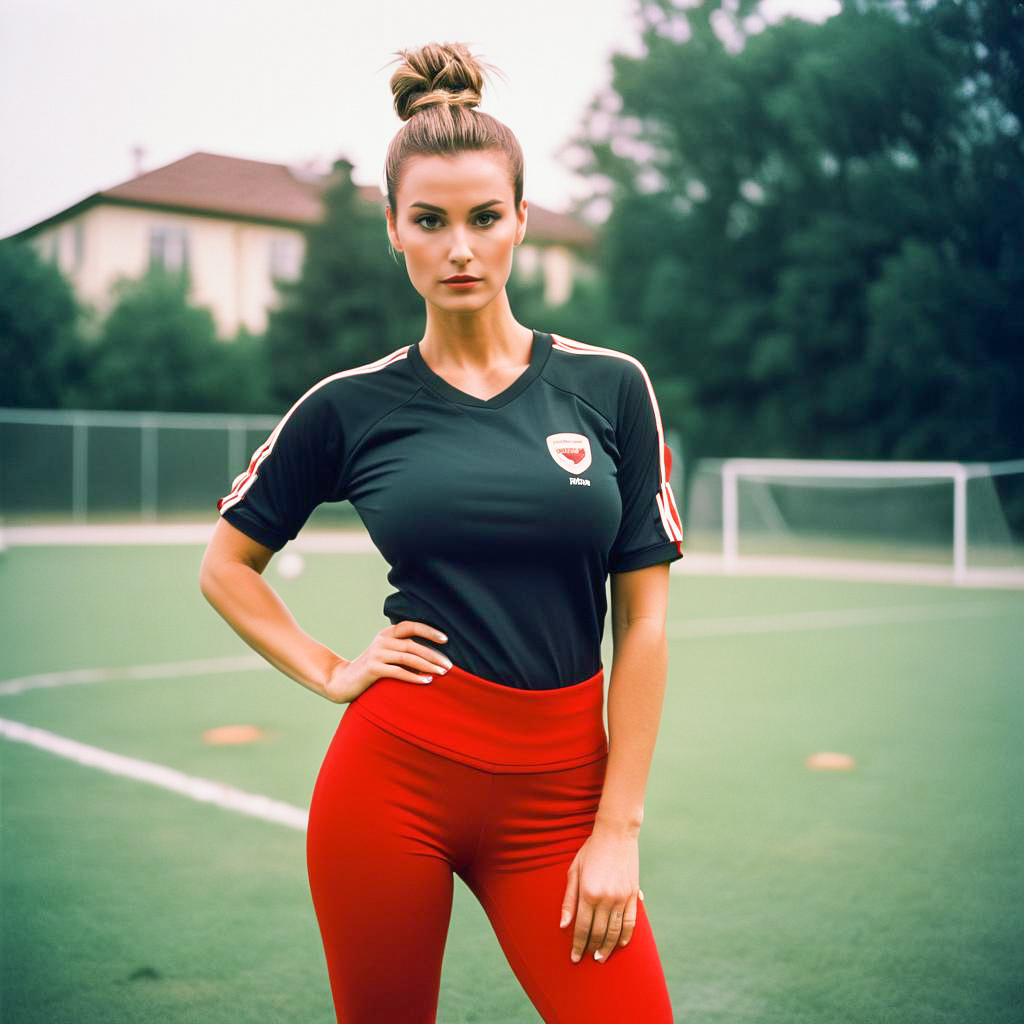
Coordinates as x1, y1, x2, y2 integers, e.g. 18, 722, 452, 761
76, 265, 249, 412
0, 238, 87, 407
567, 0, 1023, 462
264, 159, 424, 406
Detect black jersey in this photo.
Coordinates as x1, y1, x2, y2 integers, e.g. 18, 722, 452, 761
217, 330, 684, 690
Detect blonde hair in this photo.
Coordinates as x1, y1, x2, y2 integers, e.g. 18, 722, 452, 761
384, 42, 524, 212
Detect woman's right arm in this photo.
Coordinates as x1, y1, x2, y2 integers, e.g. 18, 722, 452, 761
199, 518, 346, 701
198, 518, 451, 703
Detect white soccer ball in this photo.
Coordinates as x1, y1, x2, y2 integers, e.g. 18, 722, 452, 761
276, 552, 305, 579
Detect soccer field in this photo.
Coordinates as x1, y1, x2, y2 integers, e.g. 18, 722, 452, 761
1, 542, 1021, 1023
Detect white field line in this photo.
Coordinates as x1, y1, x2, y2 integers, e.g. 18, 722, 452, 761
3, 601, 1018, 699
0, 600, 1015, 834
669, 600, 1015, 637
677, 552, 1024, 589
0, 654, 268, 696
0, 523, 376, 551
0, 716, 308, 831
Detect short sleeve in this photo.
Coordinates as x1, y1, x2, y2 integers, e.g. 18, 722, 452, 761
607, 360, 685, 573
216, 381, 345, 551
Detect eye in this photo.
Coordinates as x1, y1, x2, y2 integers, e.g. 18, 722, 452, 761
414, 211, 499, 230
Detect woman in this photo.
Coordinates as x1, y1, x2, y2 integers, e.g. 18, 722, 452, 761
199, 41, 683, 1024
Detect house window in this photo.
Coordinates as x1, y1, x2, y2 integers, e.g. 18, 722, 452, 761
149, 225, 189, 272
33, 232, 59, 265
72, 220, 85, 269
515, 243, 541, 279
269, 235, 302, 281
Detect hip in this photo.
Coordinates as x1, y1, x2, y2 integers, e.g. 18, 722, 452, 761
344, 660, 608, 774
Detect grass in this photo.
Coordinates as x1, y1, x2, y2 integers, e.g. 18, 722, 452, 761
1, 543, 1021, 1022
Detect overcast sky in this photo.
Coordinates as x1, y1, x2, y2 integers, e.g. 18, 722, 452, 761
0, 0, 838, 239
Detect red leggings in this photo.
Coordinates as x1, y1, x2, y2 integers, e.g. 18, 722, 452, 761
306, 661, 675, 1023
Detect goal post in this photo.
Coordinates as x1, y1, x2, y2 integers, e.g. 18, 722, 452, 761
682, 457, 1024, 586
721, 459, 969, 580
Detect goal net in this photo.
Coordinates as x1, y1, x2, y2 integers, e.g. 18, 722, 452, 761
684, 458, 1024, 585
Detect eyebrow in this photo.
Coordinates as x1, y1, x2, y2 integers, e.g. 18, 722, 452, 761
409, 199, 504, 214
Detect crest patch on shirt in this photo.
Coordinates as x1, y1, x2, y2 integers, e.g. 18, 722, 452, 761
546, 432, 592, 475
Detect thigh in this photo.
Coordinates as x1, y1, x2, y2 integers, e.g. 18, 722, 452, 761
464, 757, 676, 1023
306, 708, 472, 1024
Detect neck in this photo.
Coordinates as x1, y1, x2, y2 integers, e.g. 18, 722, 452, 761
419, 289, 533, 370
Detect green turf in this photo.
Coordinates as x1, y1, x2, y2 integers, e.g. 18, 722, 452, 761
1, 543, 1022, 1022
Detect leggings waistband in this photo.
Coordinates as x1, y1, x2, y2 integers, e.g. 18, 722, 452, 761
345, 661, 608, 774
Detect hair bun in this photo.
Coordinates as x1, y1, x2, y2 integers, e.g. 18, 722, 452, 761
389, 42, 488, 122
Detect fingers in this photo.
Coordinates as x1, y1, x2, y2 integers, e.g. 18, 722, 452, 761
588, 902, 615, 962
395, 639, 453, 677
338, 621, 454, 703
598, 903, 629, 961
389, 620, 448, 647
380, 621, 451, 682
615, 891, 638, 949
372, 662, 436, 685
562, 859, 595, 965
569, 901, 594, 964
559, 860, 579, 931
569, 887, 645, 964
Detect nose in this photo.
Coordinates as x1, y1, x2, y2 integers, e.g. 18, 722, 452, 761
447, 225, 473, 266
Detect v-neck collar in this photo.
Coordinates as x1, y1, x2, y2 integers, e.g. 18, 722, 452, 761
407, 330, 552, 409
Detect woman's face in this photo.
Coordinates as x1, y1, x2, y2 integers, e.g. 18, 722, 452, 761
385, 150, 527, 314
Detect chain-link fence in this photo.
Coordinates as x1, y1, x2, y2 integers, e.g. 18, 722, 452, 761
0, 407, 363, 526
1, 409, 686, 530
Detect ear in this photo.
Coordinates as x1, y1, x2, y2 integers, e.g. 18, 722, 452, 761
514, 199, 528, 247
385, 205, 403, 253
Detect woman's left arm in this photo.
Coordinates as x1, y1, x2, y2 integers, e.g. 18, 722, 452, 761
559, 561, 672, 964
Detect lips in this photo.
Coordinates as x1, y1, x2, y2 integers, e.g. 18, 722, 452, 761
442, 275, 481, 283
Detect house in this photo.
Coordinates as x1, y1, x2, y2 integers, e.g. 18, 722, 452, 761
7, 151, 598, 339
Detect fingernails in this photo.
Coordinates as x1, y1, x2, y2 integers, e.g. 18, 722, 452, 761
594, 951, 603, 961
420, 676, 432, 683
570, 951, 580, 963
559, 912, 569, 927
437, 632, 448, 642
